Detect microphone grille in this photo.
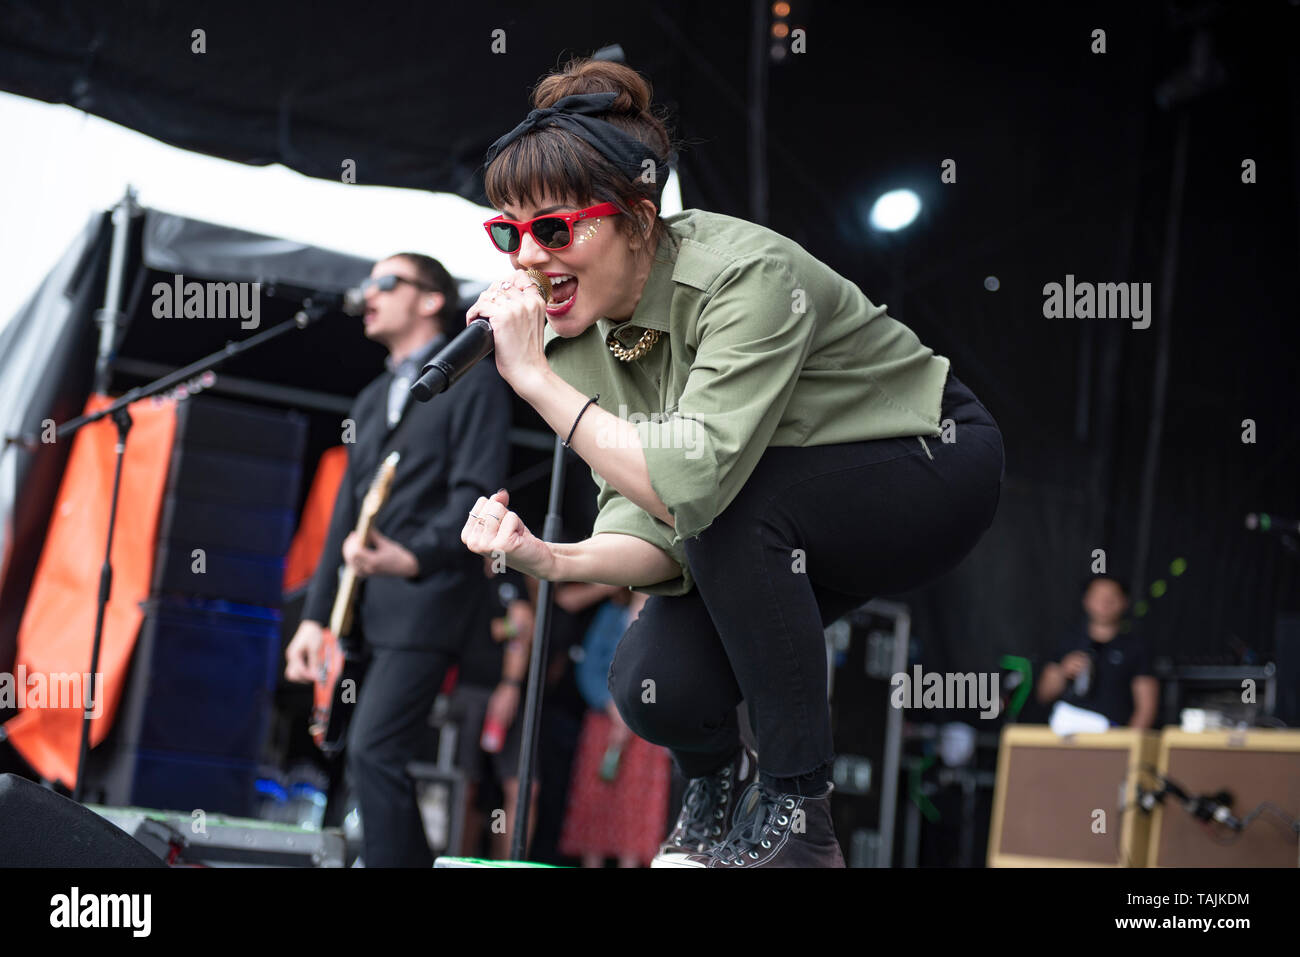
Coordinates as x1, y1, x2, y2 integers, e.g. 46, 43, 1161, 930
343, 286, 366, 316
525, 269, 552, 304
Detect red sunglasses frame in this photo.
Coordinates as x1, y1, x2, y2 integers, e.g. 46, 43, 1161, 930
483, 202, 621, 253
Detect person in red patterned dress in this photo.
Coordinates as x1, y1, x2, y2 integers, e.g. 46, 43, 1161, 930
558, 590, 671, 867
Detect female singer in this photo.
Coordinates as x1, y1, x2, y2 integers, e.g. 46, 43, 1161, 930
459, 57, 1005, 867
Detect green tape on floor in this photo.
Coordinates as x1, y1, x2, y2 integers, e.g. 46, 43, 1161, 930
433, 856, 561, 868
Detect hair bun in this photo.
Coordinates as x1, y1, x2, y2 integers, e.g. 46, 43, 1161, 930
533, 58, 653, 117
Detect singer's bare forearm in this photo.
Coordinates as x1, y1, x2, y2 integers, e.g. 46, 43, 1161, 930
557, 581, 624, 614
546, 533, 680, 589
516, 368, 674, 528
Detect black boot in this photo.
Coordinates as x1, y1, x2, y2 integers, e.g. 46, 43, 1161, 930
651, 746, 758, 868
674, 780, 846, 868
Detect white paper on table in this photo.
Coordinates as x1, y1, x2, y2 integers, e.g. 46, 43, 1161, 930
1049, 699, 1112, 736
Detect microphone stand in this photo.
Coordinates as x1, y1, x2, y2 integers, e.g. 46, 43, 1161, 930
507, 436, 570, 862
410, 273, 559, 861
58, 298, 339, 801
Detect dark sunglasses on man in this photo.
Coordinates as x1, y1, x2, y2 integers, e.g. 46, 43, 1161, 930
358, 274, 435, 296
483, 202, 621, 254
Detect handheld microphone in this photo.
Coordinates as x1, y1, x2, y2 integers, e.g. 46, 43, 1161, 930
1072, 649, 1096, 699
409, 270, 551, 402
409, 318, 496, 400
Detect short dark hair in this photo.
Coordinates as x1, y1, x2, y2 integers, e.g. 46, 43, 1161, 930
1083, 573, 1129, 599
389, 252, 456, 320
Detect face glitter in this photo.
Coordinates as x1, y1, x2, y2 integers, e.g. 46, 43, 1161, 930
574, 217, 602, 246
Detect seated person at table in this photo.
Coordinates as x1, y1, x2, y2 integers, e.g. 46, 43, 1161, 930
1037, 574, 1157, 728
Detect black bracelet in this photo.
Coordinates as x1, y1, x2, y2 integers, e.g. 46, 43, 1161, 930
563, 393, 600, 448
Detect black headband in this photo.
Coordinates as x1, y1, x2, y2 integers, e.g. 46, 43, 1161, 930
483, 91, 672, 188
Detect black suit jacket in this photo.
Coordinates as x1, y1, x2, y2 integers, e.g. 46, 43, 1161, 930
302, 349, 511, 653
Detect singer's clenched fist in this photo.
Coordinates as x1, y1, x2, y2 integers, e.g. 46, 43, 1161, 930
466, 269, 550, 395
462, 489, 557, 581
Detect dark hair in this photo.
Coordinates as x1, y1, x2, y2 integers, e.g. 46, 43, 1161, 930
1083, 573, 1129, 599
483, 56, 679, 256
389, 252, 456, 322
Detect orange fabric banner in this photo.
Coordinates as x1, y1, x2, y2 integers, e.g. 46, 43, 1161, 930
282, 445, 348, 594
4, 394, 178, 786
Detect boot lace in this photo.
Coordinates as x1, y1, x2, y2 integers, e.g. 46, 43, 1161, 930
677, 773, 728, 847
714, 783, 782, 863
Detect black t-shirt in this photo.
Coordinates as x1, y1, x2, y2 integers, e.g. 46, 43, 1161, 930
1052, 622, 1154, 726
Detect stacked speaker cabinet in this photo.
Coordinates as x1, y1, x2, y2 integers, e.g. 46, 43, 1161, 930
1147, 729, 1300, 867
987, 726, 1159, 867
85, 395, 305, 817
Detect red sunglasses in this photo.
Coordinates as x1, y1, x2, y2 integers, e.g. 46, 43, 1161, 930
484, 202, 621, 253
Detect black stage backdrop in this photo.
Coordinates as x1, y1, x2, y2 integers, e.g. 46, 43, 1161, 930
2, 0, 1297, 681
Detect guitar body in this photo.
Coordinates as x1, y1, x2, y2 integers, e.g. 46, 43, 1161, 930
310, 625, 368, 754
308, 451, 400, 753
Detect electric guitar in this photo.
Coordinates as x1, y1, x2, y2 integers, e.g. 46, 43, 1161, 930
310, 450, 401, 752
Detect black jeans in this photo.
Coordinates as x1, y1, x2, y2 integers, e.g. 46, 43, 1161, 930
347, 646, 454, 867
607, 372, 1004, 793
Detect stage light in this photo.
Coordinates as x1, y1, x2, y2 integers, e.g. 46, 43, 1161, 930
868, 188, 921, 232
770, 1, 792, 63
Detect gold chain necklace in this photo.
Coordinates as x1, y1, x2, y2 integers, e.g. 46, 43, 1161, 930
606, 326, 662, 362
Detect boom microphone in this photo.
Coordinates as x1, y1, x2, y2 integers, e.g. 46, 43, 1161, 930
1141, 770, 1243, 830
308, 286, 366, 317
262, 281, 366, 316
338, 286, 367, 317
409, 270, 552, 401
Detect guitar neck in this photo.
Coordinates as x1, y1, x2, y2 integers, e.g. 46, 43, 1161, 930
328, 505, 384, 638
326, 451, 401, 640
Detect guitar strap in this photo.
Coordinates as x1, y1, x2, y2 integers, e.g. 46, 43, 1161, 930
372, 378, 426, 508
374, 332, 449, 471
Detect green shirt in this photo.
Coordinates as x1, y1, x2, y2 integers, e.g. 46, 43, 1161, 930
543, 208, 951, 597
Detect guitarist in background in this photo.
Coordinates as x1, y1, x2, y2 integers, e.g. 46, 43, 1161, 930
285, 252, 511, 867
